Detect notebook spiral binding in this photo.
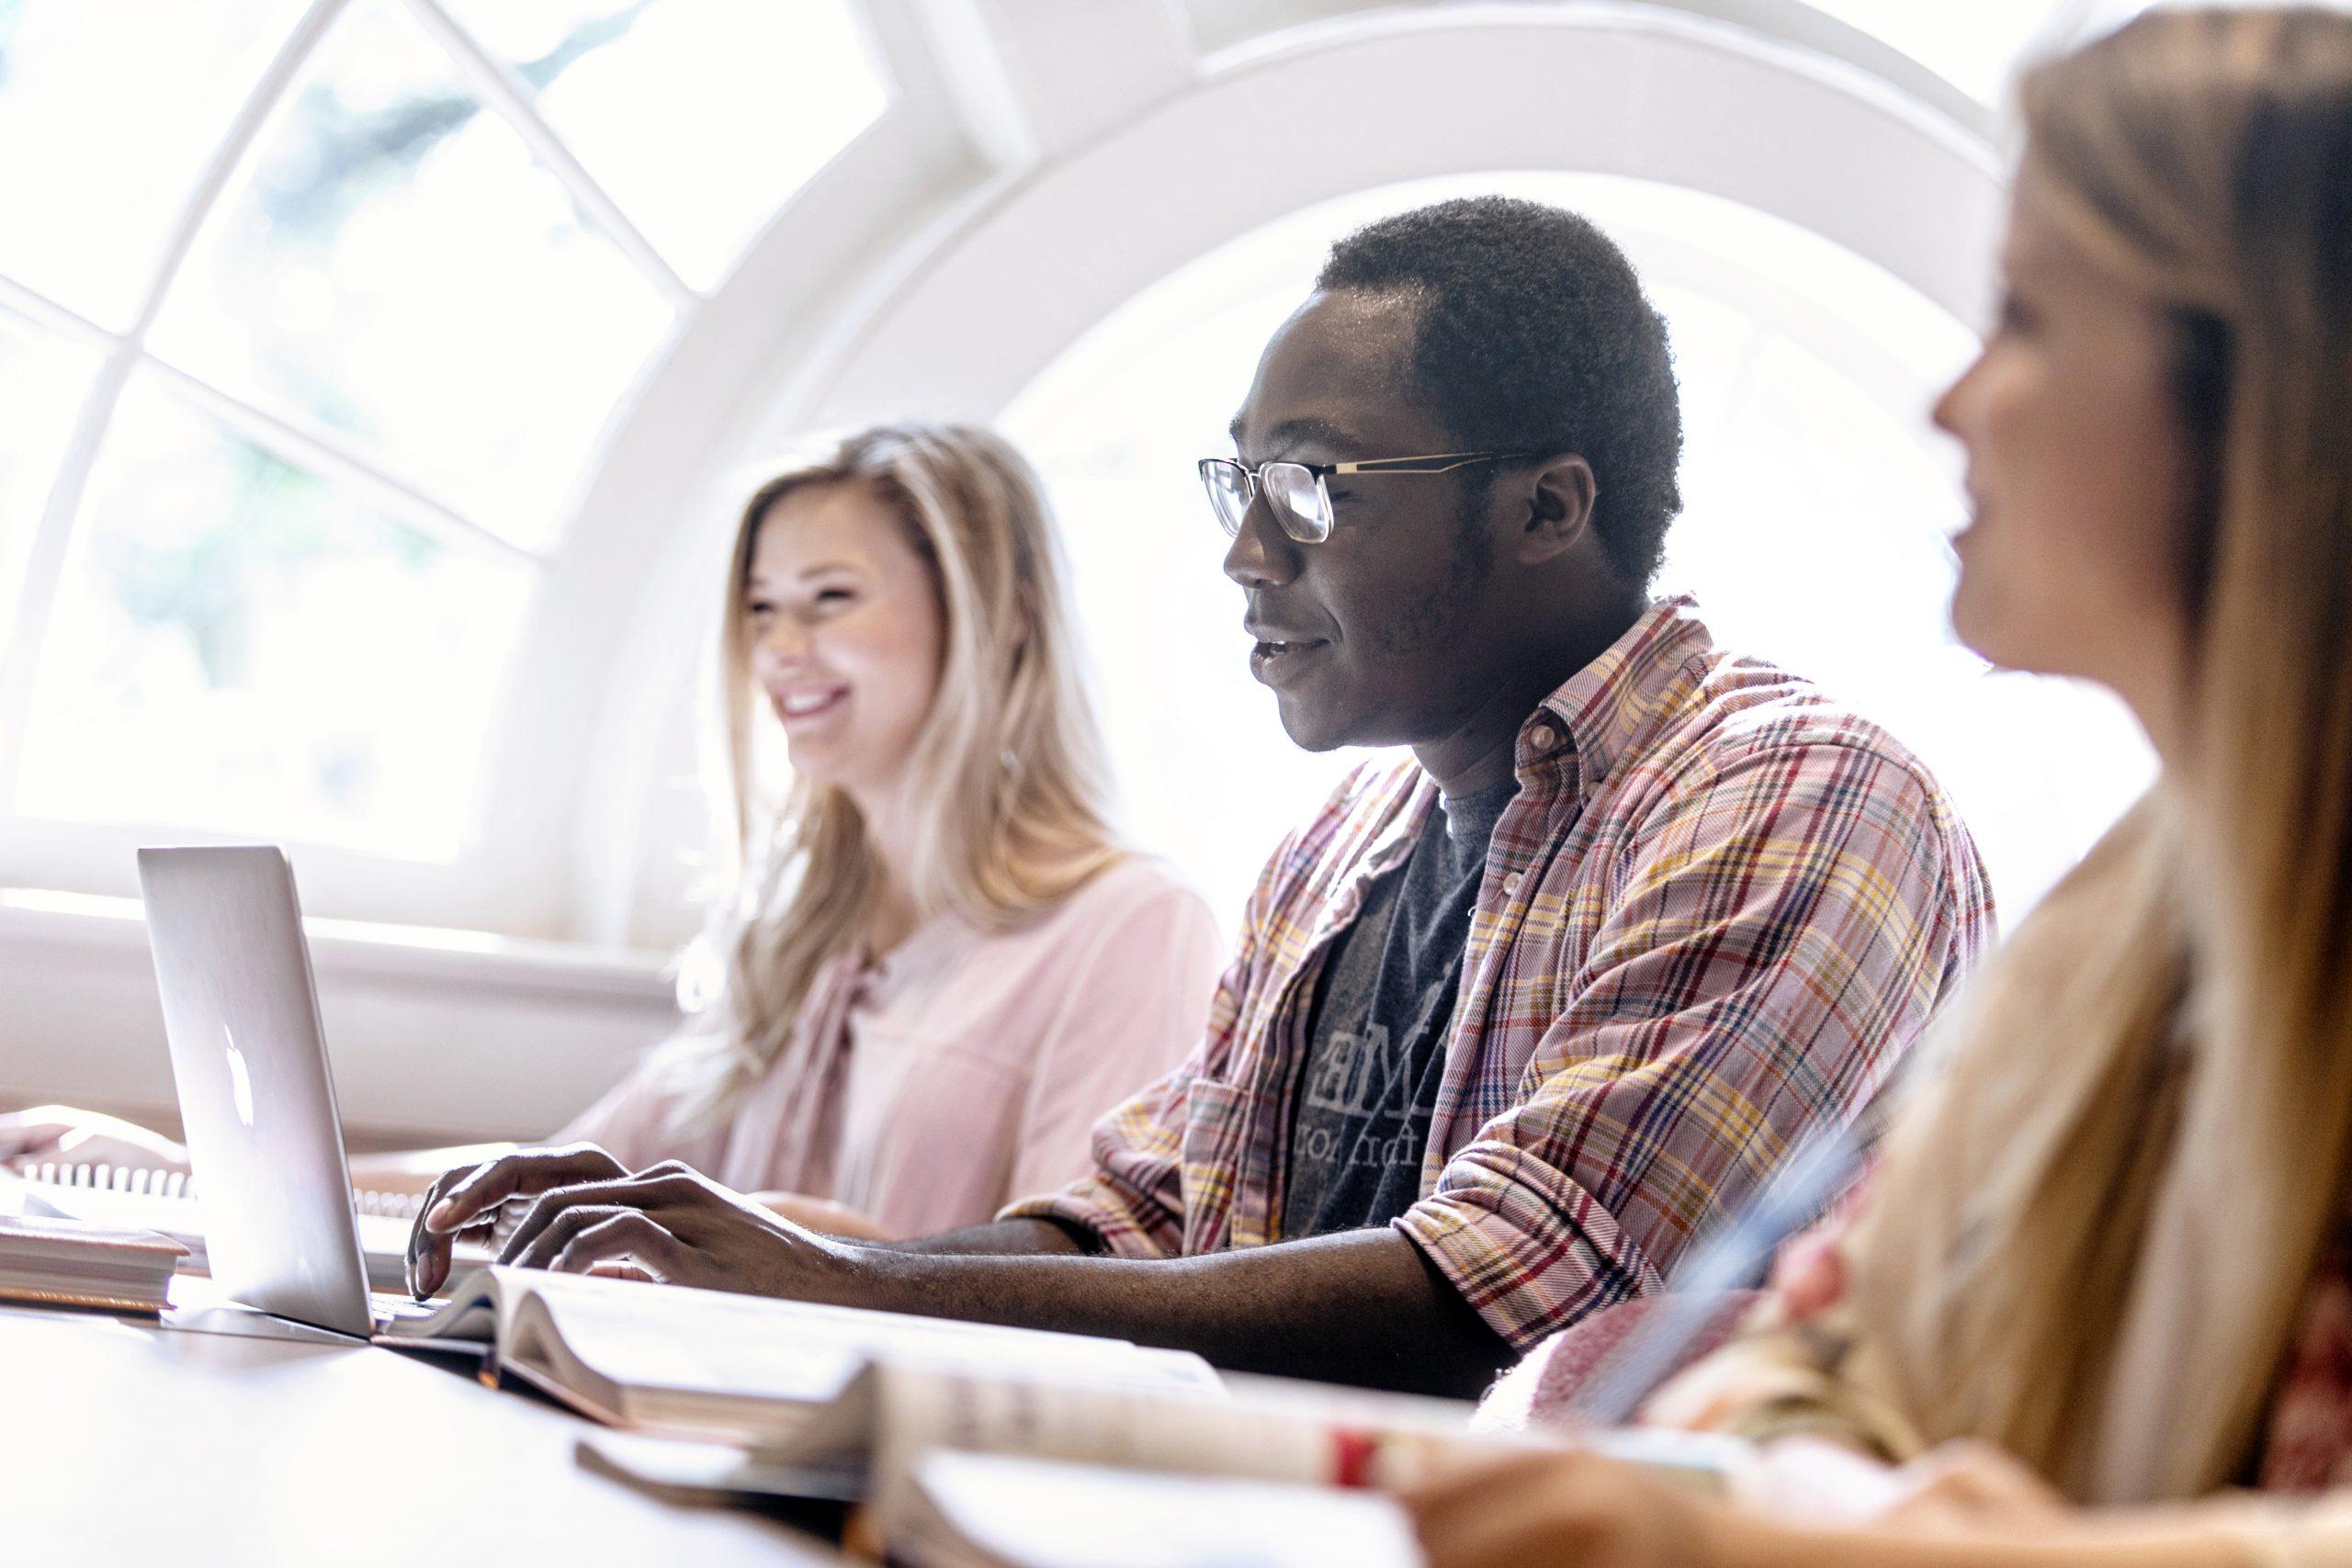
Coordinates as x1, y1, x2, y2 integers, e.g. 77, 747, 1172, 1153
11, 1161, 424, 1221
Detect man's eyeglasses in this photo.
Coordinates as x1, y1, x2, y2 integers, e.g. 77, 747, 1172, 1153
1197, 452, 1541, 544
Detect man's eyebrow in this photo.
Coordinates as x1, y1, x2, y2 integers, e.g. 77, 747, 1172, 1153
1228, 414, 1361, 459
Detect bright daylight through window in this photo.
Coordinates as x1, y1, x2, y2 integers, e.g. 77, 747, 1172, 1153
0, 0, 2176, 944
0, 0, 882, 876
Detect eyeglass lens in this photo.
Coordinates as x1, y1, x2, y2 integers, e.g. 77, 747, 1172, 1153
1202, 459, 1251, 535
1198, 460, 1331, 544
1261, 464, 1329, 542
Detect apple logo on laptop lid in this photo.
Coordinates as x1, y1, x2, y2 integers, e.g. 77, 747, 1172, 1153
224, 1027, 257, 1132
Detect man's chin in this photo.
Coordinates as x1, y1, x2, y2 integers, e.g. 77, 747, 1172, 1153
1273, 695, 1353, 753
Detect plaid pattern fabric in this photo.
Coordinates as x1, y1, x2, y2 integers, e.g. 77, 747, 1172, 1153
1002, 597, 1996, 1351
2257, 1221, 2352, 1490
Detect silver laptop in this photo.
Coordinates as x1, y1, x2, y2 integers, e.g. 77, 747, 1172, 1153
138, 844, 437, 1337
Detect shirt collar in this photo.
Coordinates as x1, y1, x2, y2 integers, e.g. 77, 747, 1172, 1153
1524, 594, 1714, 789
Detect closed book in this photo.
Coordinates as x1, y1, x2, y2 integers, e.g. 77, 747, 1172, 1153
0, 1212, 188, 1314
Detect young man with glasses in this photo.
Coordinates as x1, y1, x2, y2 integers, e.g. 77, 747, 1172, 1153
411, 197, 1995, 1400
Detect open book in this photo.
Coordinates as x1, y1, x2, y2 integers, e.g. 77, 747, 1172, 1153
579, 1350, 1746, 1520
379, 1266, 1221, 1449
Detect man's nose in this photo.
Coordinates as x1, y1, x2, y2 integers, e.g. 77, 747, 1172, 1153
1221, 494, 1302, 590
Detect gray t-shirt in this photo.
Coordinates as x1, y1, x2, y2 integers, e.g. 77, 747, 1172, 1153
1281, 780, 1518, 1238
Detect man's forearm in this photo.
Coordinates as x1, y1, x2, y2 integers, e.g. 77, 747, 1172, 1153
837, 1225, 1511, 1397
882, 1217, 1095, 1257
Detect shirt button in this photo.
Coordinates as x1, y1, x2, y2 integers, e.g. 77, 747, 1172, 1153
1528, 725, 1557, 752
1503, 872, 1522, 896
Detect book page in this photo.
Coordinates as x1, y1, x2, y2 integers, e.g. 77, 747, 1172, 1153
891, 1450, 1424, 1568
489, 1268, 1218, 1408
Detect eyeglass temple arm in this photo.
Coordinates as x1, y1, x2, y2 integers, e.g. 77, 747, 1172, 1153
1327, 451, 1527, 476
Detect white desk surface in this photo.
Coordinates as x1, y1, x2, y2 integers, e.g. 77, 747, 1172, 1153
2, 1301, 842, 1565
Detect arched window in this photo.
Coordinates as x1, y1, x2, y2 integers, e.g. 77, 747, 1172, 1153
0, 0, 889, 937
1000, 172, 2153, 926
0, 0, 2207, 1134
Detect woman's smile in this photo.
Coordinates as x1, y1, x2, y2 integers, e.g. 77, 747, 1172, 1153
771, 683, 851, 727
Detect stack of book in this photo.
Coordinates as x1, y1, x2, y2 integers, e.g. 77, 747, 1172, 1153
0, 1211, 187, 1314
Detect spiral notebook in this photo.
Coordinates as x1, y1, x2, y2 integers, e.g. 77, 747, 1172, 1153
12, 1160, 421, 1214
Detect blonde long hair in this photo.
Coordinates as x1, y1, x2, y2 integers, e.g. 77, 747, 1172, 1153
1825, 7, 2352, 1503
664, 424, 1123, 1136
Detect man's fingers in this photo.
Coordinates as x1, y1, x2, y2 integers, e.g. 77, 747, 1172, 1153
508, 1205, 630, 1271
496, 1171, 706, 1266
404, 1145, 625, 1300
548, 1213, 687, 1279
405, 1165, 475, 1300
429, 1145, 625, 1234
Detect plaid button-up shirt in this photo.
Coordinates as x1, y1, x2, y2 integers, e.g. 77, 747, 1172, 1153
1003, 597, 1995, 1351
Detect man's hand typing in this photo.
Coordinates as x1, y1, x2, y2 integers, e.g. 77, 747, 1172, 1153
405, 1144, 872, 1304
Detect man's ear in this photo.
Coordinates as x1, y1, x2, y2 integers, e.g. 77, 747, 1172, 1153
1517, 455, 1598, 566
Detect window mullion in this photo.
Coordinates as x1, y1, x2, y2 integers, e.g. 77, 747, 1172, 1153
0, 275, 124, 355
124, 0, 356, 346
395, 0, 699, 310
141, 355, 550, 571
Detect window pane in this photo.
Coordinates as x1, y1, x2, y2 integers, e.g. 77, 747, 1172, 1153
0, 309, 101, 608
1001, 173, 2154, 926
147, 0, 674, 553
0, 0, 309, 327
439, 0, 888, 290
17, 373, 537, 861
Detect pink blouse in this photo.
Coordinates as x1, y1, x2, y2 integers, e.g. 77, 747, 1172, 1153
554, 857, 1223, 1239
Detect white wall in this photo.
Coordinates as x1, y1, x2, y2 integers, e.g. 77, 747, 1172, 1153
0, 893, 674, 1141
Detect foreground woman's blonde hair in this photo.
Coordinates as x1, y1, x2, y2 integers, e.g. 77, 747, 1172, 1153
1706, 6, 2352, 1506
663, 424, 1122, 1136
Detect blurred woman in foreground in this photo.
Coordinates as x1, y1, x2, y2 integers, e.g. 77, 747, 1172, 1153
1412, 9, 2352, 1564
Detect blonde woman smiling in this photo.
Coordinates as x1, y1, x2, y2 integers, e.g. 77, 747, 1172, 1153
1409, 8, 2352, 1565
539, 424, 1221, 1243
7, 426, 1221, 1249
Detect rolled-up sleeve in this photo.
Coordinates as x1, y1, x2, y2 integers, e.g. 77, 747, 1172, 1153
1396, 739, 1988, 1351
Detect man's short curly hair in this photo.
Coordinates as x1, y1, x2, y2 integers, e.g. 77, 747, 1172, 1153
1317, 196, 1684, 585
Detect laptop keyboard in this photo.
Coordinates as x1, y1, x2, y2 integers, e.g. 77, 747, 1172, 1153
370, 1291, 444, 1327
